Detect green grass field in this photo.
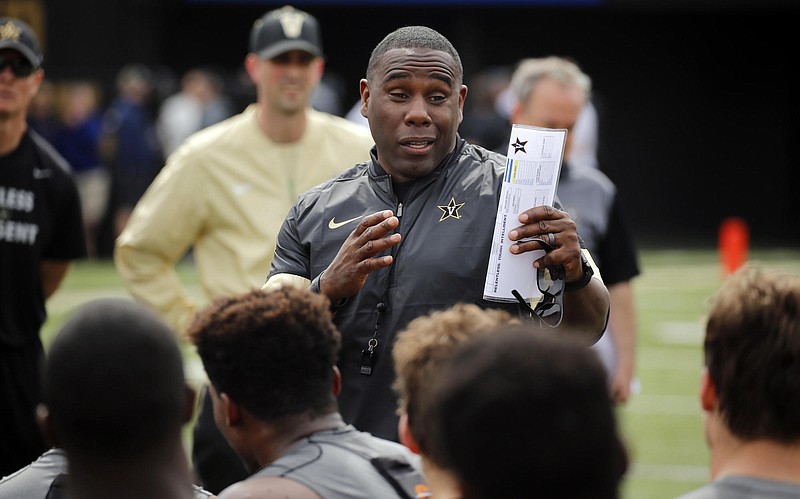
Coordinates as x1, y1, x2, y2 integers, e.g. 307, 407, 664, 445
41, 248, 800, 499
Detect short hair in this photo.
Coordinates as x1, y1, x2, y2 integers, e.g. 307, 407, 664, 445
509, 56, 591, 106
431, 326, 625, 499
704, 265, 800, 441
392, 304, 519, 465
366, 25, 463, 84
43, 298, 186, 459
188, 287, 341, 422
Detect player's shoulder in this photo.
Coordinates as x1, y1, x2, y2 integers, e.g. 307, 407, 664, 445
218, 475, 320, 499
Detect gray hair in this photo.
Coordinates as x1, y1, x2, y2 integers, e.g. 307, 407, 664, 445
509, 56, 591, 106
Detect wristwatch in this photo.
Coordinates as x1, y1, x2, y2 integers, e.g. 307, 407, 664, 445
309, 272, 323, 294
309, 271, 347, 311
565, 252, 594, 293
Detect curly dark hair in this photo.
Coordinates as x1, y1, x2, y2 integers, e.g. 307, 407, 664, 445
188, 287, 342, 422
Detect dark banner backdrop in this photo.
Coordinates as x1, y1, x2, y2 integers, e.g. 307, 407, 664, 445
42, 1, 800, 248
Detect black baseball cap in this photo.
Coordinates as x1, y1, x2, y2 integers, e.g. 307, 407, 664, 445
0, 17, 43, 68
249, 6, 324, 60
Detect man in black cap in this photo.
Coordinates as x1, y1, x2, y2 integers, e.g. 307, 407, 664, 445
0, 17, 86, 477
113, 5, 374, 493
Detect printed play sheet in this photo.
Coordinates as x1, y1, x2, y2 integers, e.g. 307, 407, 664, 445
483, 124, 567, 303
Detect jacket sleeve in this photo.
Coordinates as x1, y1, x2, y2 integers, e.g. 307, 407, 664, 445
114, 152, 206, 336
265, 202, 313, 287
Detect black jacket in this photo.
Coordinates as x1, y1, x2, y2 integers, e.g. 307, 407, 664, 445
270, 138, 527, 440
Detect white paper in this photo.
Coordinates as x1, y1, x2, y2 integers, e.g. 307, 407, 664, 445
483, 124, 567, 303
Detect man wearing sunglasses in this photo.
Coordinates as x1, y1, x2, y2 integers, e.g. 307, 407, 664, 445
0, 17, 86, 477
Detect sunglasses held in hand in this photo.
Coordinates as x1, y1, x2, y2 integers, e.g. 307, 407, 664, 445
511, 236, 565, 328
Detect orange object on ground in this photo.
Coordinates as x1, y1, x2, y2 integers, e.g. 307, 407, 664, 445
719, 217, 749, 274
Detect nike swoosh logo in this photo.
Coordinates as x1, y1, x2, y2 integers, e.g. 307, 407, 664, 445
328, 215, 363, 230
32, 168, 52, 179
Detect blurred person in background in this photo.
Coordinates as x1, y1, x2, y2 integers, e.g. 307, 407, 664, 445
25, 78, 58, 143
0, 16, 86, 478
52, 80, 107, 258
458, 65, 511, 151
100, 62, 163, 241
677, 266, 800, 499
114, 5, 374, 493
509, 56, 641, 404
157, 67, 233, 158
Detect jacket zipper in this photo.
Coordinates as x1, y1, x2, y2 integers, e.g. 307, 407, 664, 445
360, 199, 403, 376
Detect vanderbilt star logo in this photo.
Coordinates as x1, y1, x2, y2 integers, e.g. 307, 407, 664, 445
277, 6, 306, 38
437, 197, 465, 222
511, 137, 528, 154
0, 22, 22, 42
328, 215, 362, 229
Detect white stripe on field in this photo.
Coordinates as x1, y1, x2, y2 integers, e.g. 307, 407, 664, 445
638, 347, 703, 371
655, 321, 704, 346
628, 462, 709, 482
626, 394, 700, 416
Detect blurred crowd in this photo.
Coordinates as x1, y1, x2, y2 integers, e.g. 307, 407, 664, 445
29, 71, 221, 257
26, 65, 247, 257
28, 61, 600, 260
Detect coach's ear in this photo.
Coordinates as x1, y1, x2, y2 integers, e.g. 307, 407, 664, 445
36, 403, 59, 447
398, 413, 421, 454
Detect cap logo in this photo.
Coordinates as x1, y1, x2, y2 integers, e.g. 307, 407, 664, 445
276, 7, 305, 39
0, 21, 23, 42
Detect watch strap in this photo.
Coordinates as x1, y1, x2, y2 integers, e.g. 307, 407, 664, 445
565, 253, 594, 292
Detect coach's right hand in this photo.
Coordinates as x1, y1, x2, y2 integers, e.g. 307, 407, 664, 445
319, 210, 401, 303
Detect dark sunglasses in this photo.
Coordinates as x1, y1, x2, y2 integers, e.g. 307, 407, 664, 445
0, 55, 36, 78
511, 237, 565, 328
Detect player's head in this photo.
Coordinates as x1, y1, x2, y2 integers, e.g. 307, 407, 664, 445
41, 298, 189, 460
188, 287, 341, 423
392, 303, 519, 464
431, 326, 626, 499
703, 265, 800, 442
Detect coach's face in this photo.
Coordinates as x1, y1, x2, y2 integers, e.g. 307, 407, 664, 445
359, 47, 467, 183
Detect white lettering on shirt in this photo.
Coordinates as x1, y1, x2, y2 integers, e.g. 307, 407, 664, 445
0, 220, 39, 245
0, 187, 35, 212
